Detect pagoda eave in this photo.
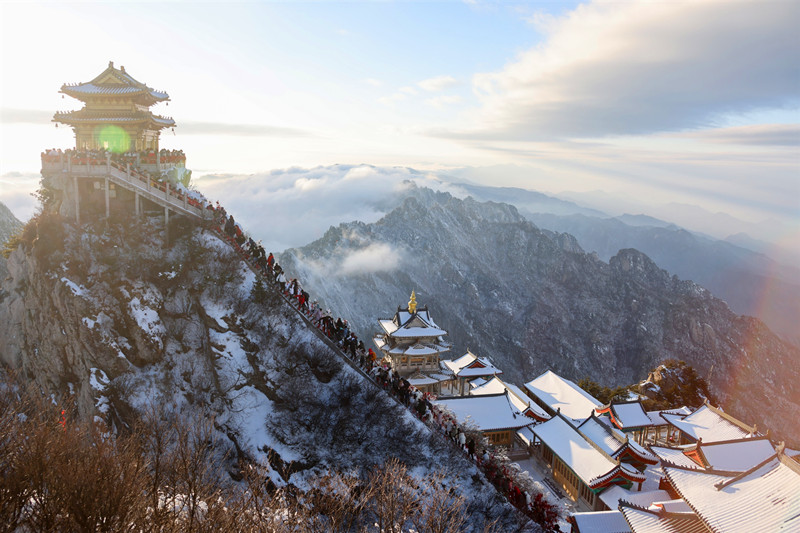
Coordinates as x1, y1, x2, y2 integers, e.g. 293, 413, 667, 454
60, 86, 169, 106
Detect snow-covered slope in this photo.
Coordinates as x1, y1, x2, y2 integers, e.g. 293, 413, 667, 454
0, 212, 523, 531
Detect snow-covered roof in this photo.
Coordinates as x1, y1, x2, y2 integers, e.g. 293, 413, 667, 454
651, 446, 700, 469
387, 342, 446, 356
599, 486, 671, 512
654, 437, 777, 473
598, 400, 653, 430
433, 393, 533, 432
53, 109, 175, 128
407, 374, 440, 386
441, 350, 503, 378
471, 377, 550, 421
60, 62, 169, 103
646, 407, 692, 427
578, 415, 658, 464
663, 451, 800, 533
571, 510, 631, 533
661, 403, 756, 443
524, 370, 601, 422
619, 503, 707, 533
533, 414, 646, 489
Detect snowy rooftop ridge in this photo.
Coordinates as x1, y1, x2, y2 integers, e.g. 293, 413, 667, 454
433, 392, 534, 432
662, 447, 800, 533
532, 412, 646, 489
661, 402, 757, 443
618, 502, 707, 533
653, 436, 777, 473
441, 350, 503, 378
596, 400, 653, 430
577, 414, 658, 465
470, 376, 550, 421
524, 370, 601, 423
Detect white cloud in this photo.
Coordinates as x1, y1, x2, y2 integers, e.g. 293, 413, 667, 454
671, 124, 800, 147
340, 242, 402, 275
418, 75, 459, 92
363, 78, 383, 87
193, 164, 464, 253
0, 172, 40, 222
426, 95, 462, 109
462, 0, 800, 140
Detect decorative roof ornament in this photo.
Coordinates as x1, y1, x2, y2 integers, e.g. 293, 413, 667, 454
408, 290, 417, 314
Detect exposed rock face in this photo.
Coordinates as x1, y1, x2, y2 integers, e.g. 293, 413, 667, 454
280, 188, 800, 445
0, 212, 519, 529
0, 201, 24, 281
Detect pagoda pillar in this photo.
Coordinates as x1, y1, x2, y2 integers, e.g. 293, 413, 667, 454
104, 177, 110, 218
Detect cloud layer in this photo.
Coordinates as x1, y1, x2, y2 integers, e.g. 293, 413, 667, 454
461, 0, 799, 140
193, 164, 464, 253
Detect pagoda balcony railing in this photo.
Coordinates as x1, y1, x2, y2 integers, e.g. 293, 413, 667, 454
41, 153, 206, 220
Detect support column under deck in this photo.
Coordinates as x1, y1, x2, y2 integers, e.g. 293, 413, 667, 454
104, 177, 110, 218
74, 176, 80, 224
135, 192, 140, 216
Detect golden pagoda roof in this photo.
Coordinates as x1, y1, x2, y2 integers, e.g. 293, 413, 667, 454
60, 61, 169, 105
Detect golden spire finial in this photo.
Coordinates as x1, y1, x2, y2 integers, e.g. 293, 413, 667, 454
408, 290, 417, 314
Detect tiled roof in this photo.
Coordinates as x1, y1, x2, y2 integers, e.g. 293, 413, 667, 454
441, 350, 502, 377
524, 370, 601, 422
434, 392, 533, 432
619, 503, 707, 533
598, 486, 671, 512
647, 407, 692, 427
571, 510, 631, 533
663, 451, 800, 533
533, 414, 645, 489
60, 62, 169, 103
471, 377, 550, 421
661, 404, 755, 443
651, 446, 701, 470
53, 109, 175, 127
598, 401, 653, 429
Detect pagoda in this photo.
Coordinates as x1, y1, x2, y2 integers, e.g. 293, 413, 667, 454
373, 291, 452, 393
53, 61, 175, 152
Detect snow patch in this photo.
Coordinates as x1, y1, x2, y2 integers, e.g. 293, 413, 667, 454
89, 367, 109, 391
60, 277, 86, 296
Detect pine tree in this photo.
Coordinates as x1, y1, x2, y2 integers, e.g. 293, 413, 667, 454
250, 277, 268, 304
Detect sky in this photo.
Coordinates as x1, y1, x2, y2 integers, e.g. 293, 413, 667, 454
1, 0, 798, 252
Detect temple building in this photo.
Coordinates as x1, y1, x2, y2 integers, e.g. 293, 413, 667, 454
440, 350, 503, 396
41, 63, 203, 225
54, 61, 174, 153
373, 291, 452, 393
531, 411, 648, 511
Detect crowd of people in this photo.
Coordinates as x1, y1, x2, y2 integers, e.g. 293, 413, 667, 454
41, 148, 186, 166
204, 202, 561, 529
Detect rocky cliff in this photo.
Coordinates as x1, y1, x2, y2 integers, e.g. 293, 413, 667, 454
0, 211, 519, 530
280, 188, 800, 445
0, 201, 24, 281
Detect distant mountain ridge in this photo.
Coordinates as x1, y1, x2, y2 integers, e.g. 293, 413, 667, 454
280, 187, 800, 445
524, 212, 800, 345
